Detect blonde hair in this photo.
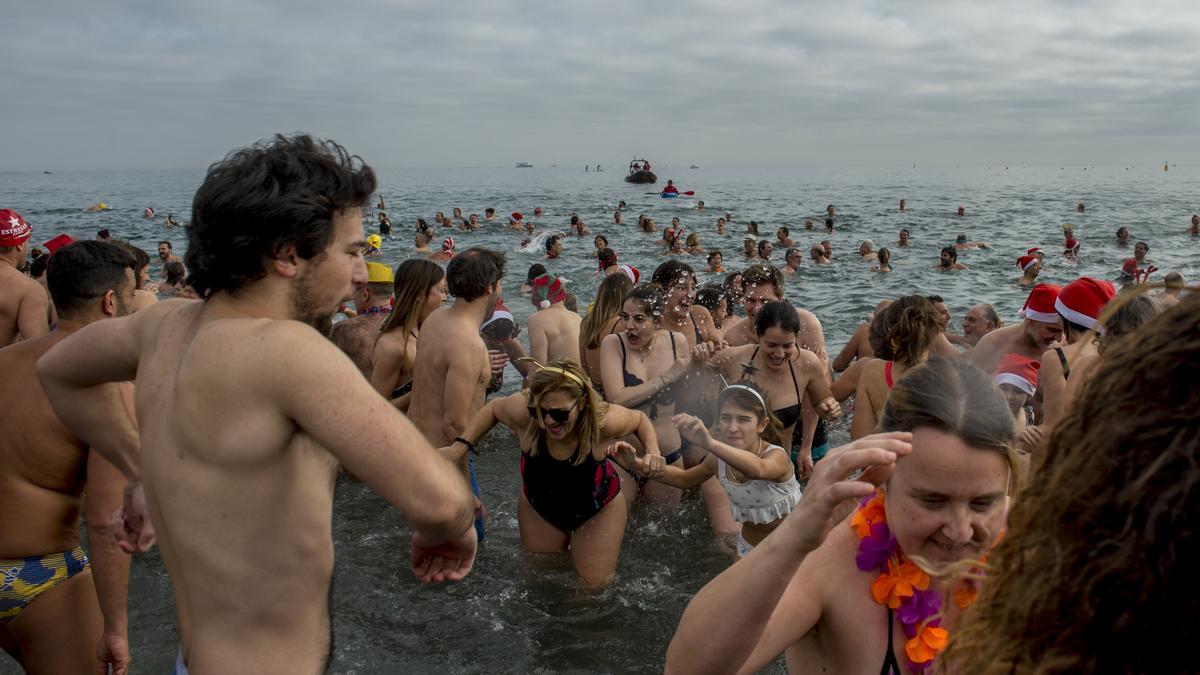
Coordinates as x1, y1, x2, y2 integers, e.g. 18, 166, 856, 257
521, 359, 608, 464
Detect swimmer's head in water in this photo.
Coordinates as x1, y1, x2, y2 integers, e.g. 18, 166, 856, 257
594, 235, 608, 250
860, 240, 875, 255
939, 246, 958, 267
707, 250, 722, 267
186, 134, 376, 300
899, 228, 910, 243
523, 359, 606, 455
785, 247, 803, 267
956, 234, 968, 244
879, 357, 1015, 568
717, 382, 784, 448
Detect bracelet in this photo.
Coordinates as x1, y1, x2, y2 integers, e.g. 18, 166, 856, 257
453, 436, 479, 456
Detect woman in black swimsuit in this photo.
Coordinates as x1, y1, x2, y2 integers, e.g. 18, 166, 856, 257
371, 259, 446, 406
600, 284, 692, 505
446, 360, 662, 587
708, 301, 841, 478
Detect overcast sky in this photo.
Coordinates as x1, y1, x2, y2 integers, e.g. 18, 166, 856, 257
3, 0, 1198, 170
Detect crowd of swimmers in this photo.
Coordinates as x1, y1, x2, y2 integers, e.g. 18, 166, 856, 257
1, 133, 1198, 673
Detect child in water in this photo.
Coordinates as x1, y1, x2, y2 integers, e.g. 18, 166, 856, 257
641, 383, 801, 558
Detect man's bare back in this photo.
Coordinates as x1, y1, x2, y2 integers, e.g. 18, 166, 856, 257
409, 306, 491, 450
969, 323, 1047, 374
527, 303, 582, 364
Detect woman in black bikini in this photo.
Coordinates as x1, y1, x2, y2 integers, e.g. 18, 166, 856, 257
600, 284, 692, 505
370, 259, 446, 407
445, 360, 662, 587
707, 301, 841, 479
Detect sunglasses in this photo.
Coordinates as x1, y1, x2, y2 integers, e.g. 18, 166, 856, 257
528, 399, 580, 424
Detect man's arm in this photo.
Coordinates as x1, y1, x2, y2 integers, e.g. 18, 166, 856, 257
270, 323, 474, 541
36, 303, 166, 479
18, 284, 51, 340
440, 341, 488, 447
86, 447, 133, 674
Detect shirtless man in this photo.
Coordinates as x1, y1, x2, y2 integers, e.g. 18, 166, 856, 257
1016, 255, 1040, 286
935, 246, 968, 271
782, 248, 802, 275
970, 283, 1063, 373
0, 209, 51, 346
330, 261, 394, 378
1, 241, 136, 674
858, 240, 877, 261
895, 228, 910, 247
409, 247, 505, 514
961, 303, 1001, 348
527, 273, 582, 364
1190, 214, 1199, 235
776, 227, 794, 248
742, 237, 758, 260
36, 136, 476, 675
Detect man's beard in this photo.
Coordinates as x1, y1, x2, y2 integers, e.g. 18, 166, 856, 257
289, 266, 335, 337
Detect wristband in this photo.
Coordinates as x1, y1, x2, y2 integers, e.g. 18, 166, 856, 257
453, 436, 479, 455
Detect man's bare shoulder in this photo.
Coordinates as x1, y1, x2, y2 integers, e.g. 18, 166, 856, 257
0, 264, 40, 292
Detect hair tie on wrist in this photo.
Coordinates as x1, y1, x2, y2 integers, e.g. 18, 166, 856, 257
453, 436, 478, 455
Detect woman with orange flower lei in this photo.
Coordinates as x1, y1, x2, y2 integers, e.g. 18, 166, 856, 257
667, 357, 1018, 675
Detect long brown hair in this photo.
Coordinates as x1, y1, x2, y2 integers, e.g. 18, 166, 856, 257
869, 295, 943, 367
943, 291, 1200, 673
521, 359, 608, 464
379, 259, 443, 336
580, 273, 632, 349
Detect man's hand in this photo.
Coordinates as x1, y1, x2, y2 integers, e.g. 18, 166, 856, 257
111, 482, 155, 553
411, 527, 478, 584
487, 349, 508, 375
96, 631, 131, 675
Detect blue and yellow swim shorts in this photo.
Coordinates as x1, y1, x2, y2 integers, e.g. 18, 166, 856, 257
0, 546, 90, 623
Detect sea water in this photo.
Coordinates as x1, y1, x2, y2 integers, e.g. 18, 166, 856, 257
2, 164, 1197, 673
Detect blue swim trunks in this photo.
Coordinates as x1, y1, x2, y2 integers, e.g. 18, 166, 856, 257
468, 455, 486, 542
0, 546, 89, 624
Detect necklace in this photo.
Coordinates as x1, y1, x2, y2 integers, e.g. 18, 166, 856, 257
852, 490, 987, 673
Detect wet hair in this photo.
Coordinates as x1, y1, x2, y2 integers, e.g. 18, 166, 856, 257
526, 263, 547, 284
485, 207, 495, 216
686, 233, 700, 247
754, 300, 801, 337
757, 240, 772, 255
570, 215, 580, 226
824, 218, 834, 230
416, 218, 429, 230
878, 247, 891, 265
1136, 241, 1150, 251
28, 252, 50, 279
973, 303, 1001, 329
545, 234, 560, 253
580, 273, 632, 349
945, 293, 1200, 673
900, 228, 910, 236
785, 247, 801, 262
723, 271, 744, 297
879, 356, 1016, 461
955, 233, 968, 244
1116, 226, 1129, 238
446, 247, 506, 302
926, 294, 944, 304
706, 250, 722, 265
868, 295, 943, 366
186, 134, 376, 299
97, 229, 111, 239
594, 235, 609, 249
1164, 271, 1184, 289
158, 240, 172, 250
597, 247, 617, 269
564, 293, 578, 313
164, 261, 187, 286
1098, 294, 1161, 354
523, 359, 608, 464
940, 246, 958, 262
652, 260, 695, 289
718, 382, 785, 447
860, 239, 875, 252
777, 226, 790, 236
115, 242, 152, 289
695, 285, 725, 315
748, 221, 760, 235
741, 264, 784, 298
380, 259, 445, 336
46, 241, 137, 318
623, 283, 667, 321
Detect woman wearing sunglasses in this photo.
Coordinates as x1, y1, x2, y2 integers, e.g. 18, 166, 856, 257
443, 359, 663, 587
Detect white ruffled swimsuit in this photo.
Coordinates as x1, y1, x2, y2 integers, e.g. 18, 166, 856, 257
716, 445, 803, 526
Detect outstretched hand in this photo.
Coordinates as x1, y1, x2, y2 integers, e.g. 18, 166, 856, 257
411, 526, 478, 584
783, 432, 912, 554
112, 482, 156, 553
671, 413, 713, 449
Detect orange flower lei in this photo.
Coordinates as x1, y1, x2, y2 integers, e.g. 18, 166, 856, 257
853, 490, 990, 673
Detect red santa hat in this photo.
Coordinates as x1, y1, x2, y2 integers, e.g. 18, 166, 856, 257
1022, 283, 1061, 323
43, 233, 75, 253
510, 212, 523, 223
1017, 255, 1038, 272
1027, 246, 1043, 256
618, 264, 640, 284
1055, 277, 1116, 332
1121, 258, 1139, 276
481, 299, 515, 332
442, 236, 455, 252
994, 354, 1040, 397
0, 209, 32, 247
530, 273, 568, 309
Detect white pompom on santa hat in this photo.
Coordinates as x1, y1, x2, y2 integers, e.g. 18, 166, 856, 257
1055, 277, 1116, 332
1022, 283, 1061, 323
1017, 255, 1038, 271
994, 353, 1040, 397
618, 264, 640, 284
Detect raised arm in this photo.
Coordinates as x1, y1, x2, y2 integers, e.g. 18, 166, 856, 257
666, 433, 913, 674
674, 413, 792, 482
